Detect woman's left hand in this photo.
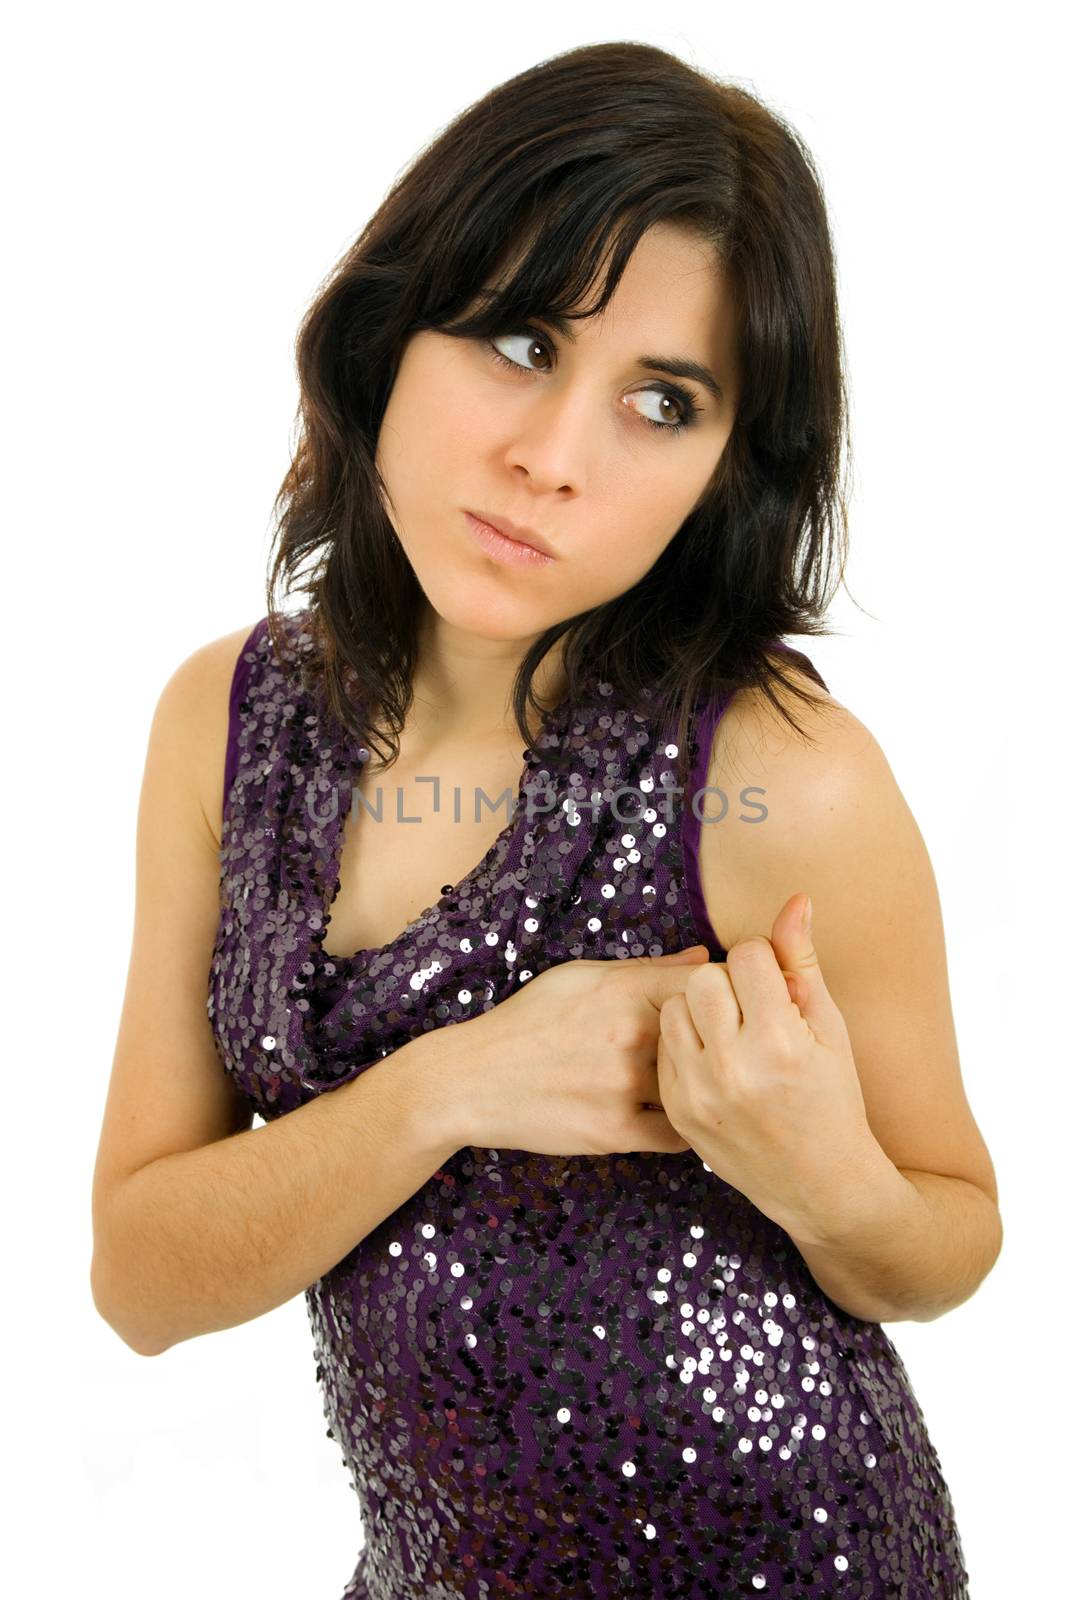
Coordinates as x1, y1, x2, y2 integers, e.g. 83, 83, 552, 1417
656, 891, 881, 1242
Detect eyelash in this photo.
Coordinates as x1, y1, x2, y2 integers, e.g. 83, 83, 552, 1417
484, 328, 703, 439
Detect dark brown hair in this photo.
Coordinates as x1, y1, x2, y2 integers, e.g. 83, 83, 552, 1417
265, 40, 852, 787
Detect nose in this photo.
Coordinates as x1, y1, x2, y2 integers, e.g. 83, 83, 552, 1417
501, 379, 595, 494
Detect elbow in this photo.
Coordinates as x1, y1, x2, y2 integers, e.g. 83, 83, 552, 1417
89, 1255, 171, 1359
970, 1197, 1005, 1298
915, 1204, 1005, 1325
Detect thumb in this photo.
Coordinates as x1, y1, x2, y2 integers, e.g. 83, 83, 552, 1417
771, 894, 838, 1032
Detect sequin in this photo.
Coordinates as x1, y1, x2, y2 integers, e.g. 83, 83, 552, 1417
208, 610, 970, 1598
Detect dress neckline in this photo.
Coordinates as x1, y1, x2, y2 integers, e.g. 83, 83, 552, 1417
315, 681, 587, 970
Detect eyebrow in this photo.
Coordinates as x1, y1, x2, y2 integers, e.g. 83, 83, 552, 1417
533, 310, 726, 403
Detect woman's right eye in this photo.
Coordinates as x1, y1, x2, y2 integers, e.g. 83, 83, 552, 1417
486, 329, 553, 374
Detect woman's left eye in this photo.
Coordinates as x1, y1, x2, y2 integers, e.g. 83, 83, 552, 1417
485, 330, 701, 438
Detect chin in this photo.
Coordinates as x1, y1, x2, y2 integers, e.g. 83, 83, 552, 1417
417, 575, 552, 641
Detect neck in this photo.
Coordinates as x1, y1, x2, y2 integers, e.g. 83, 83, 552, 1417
406, 612, 569, 747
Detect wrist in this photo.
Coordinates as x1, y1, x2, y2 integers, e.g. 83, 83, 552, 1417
397, 1019, 480, 1161
782, 1131, 898, 1250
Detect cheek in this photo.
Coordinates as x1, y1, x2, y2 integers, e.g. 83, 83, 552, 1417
627, 453, 720, 557
631, 458, 710, 526
579, 485, 699, 599
565, 528, 678, 612
416, 420, 490, 532
378, 351, 480, 472
446, 390, 507, 458
377, 398, 470, 522
590, 479, 694, 584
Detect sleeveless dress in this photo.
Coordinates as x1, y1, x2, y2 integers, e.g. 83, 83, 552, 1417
208, 609, 970, 1600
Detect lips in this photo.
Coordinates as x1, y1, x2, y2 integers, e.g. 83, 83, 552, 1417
466, 509, 556, 559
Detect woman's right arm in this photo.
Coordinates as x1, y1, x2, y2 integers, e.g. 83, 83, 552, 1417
89, 626, 464, 1358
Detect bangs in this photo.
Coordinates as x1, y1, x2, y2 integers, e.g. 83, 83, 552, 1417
428, 204, 715, 345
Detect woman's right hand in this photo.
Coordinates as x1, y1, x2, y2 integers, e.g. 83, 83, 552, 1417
436, 945, 712, 1157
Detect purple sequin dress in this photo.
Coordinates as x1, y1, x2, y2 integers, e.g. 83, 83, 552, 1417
208, 610, 969, 1599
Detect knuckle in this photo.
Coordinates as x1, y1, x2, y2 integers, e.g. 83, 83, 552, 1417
660, 993, 685, 1027
726, 936, 769, 962
604, 1013, 648, 1054
756, 1021, 796, 1062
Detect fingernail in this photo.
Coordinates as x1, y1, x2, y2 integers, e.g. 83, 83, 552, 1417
802, 896, 813, 934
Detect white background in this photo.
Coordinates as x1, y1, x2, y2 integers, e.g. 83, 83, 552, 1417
4, 2, 1062, 1595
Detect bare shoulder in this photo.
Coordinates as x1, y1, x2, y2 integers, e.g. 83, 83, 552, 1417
717, 651, 861, 767
709, 652, 875, 814
699, 655, 895, 951
156, 620, 261, 852
696, 656, 1000, 1207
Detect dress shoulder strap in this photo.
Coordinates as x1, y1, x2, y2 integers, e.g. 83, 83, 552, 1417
222, 616, 270, 835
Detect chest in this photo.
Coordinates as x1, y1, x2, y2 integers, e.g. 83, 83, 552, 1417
320, 744, 532, 960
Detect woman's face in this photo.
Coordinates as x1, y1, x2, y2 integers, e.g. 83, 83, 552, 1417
375, 221, 739, 649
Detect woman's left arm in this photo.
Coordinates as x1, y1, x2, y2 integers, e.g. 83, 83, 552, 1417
660, 681, 1003, 1325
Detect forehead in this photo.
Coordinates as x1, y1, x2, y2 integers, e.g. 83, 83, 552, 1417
583, 226, 730, 329
482, 221, 733, 347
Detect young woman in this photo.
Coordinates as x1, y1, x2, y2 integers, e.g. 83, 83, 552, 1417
91, 41, 999, 1598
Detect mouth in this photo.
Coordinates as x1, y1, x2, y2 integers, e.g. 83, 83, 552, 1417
464, 510, 557, 568
465, 509, 556, 559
